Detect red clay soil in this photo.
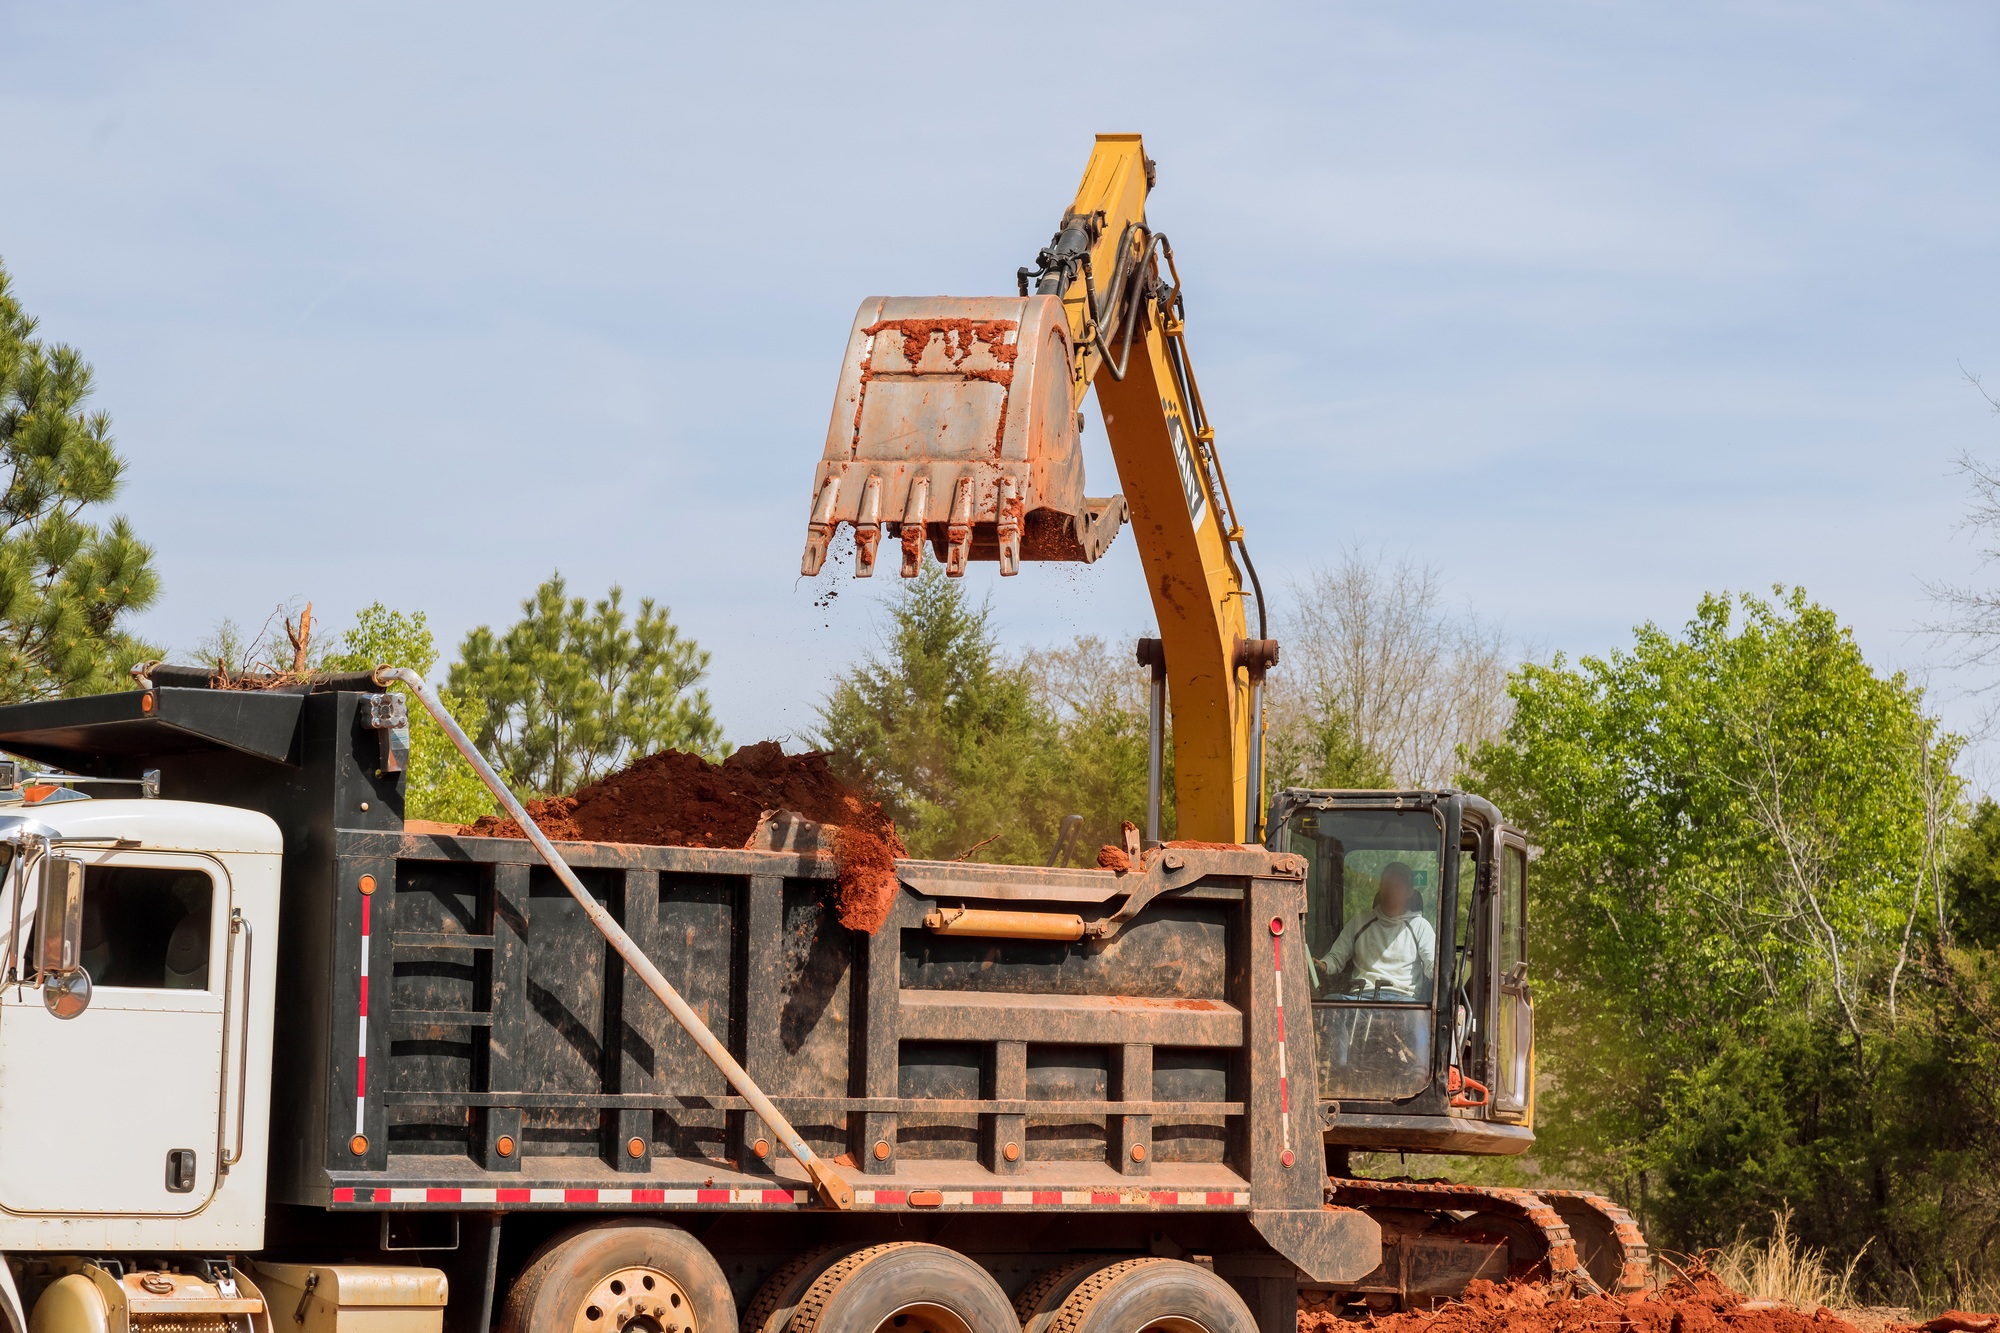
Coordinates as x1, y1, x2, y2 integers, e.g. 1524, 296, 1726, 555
466, 742, 906, 933
1297, 1275, 1871, 1333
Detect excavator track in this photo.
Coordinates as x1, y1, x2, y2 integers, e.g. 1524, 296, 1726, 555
1535, 1188, 1651, 1295
1322, 1179, 1648, 1309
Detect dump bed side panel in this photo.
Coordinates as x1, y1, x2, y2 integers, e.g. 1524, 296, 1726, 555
279, 834, 1322, 1219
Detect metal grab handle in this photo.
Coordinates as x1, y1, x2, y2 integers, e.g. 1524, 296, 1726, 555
223, 910, 253, 1167
373, 667, 854, 1210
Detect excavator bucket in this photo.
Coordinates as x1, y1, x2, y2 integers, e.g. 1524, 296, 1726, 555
801, 295, 1127, 578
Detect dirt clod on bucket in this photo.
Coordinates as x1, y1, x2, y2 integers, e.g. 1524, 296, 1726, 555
465, 741, 906, 933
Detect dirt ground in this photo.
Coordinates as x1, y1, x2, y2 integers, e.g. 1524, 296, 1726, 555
465, 741, 906, 933
1297, 1275, 1996, 1333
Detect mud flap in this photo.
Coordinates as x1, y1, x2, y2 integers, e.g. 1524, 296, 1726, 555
1249, 1206, 1382, 1284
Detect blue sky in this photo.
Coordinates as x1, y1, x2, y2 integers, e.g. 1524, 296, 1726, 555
3, 3, 1998, 767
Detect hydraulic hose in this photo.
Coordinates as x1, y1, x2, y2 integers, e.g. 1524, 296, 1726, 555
373, 667, 854, 1210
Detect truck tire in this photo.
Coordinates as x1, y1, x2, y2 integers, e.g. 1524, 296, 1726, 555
739, 1246, 854, 1333
785, 1244, 1015, 1333
1043, 1258, 1256, 1333
1013, 1258, 1111, 1333
498, 1220, 737, 1333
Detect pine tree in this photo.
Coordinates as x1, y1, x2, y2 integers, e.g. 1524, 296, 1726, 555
815, 564, 1053, 862
0, 259, 160, 699
449, 573, 722, 796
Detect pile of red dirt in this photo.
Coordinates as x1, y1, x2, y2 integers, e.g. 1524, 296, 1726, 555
465, 742, 906, 933
1298, 1275, 1866, 1333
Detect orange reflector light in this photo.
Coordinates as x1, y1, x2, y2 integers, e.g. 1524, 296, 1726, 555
349, 1135, 368, 1156
495, 1135, 515, 1158
358, 875, 376, 895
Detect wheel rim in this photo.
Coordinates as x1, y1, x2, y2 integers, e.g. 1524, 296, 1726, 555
573, 1266, 696, 1333
875, 1302, 975, 1333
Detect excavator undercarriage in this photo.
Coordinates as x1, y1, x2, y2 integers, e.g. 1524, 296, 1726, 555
1317, 1180, 1649, 1310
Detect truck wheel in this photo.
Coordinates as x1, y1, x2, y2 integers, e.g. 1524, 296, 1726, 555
740, 1246, 854, 1333
1043, 1258, 1256, 1333
499, 1220, 737, 1333
1013, 1258, 1110, 1333
785, 1244, 1015, 1333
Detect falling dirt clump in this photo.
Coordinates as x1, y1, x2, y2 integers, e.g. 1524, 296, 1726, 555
1298, 1274, 1868, 1333
466, 741, 906, 933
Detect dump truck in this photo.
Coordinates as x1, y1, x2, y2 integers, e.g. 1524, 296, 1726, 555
0, 668, 1640, 1333
0, 132, 1646, 1333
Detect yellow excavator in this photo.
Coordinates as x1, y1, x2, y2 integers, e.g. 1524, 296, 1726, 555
801, 134, 1648, 1304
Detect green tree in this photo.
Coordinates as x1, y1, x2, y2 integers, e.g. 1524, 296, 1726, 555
1022, 634, 1173, 853
325, 604, 494, 824
449, 573, 722, 796
1467, 589, 1959, 1274
0, 259, 160, 699
1264, 698, 1393, 791
1942, 797, 2000, 948
816, 564, 1052, 861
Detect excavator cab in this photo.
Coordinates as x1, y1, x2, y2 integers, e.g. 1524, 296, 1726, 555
1268, 788, 1534, 1154
799, 295, 1128, 579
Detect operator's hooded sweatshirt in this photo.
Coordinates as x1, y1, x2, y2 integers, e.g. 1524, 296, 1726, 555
1318, 909, 1436, 996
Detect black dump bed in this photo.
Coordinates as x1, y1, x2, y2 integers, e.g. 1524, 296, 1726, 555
0, 684, 1364, 1279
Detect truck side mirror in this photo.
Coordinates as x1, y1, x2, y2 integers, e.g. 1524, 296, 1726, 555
36, 854, 90, 1018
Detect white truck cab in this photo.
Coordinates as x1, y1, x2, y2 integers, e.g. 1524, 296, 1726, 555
0, 797, 282, 1332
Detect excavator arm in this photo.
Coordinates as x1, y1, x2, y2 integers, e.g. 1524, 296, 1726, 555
801, 134, 1274, 842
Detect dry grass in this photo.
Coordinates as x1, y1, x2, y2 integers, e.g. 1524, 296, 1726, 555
1895, 1265, 2000, 1319
1712, 1209, 1870, 1310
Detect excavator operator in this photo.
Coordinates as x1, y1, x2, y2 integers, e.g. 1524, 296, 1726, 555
1317, 862, 1437, 1000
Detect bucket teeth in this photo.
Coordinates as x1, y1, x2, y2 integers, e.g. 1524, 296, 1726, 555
900, 476, 931, 577
853, 476, 883, 578
945, 477, 975, 578
996, 476, 1021, 576
801, 475, 842, 577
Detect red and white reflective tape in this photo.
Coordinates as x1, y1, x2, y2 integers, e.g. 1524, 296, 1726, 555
850, 1189, 1248, 1207
1270, 916, 1295, 1169
354, 885, 372, 1144
332, 1185, 1252, 1207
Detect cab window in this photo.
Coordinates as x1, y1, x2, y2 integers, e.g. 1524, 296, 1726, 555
1500, 845, 1526, 975
81, 866, 213, 990
1290, 808, 1443, 1004
1288, 806, 1444, 1103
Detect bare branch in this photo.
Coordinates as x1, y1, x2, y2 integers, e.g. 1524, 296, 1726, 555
1274, 545, 1512, 787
